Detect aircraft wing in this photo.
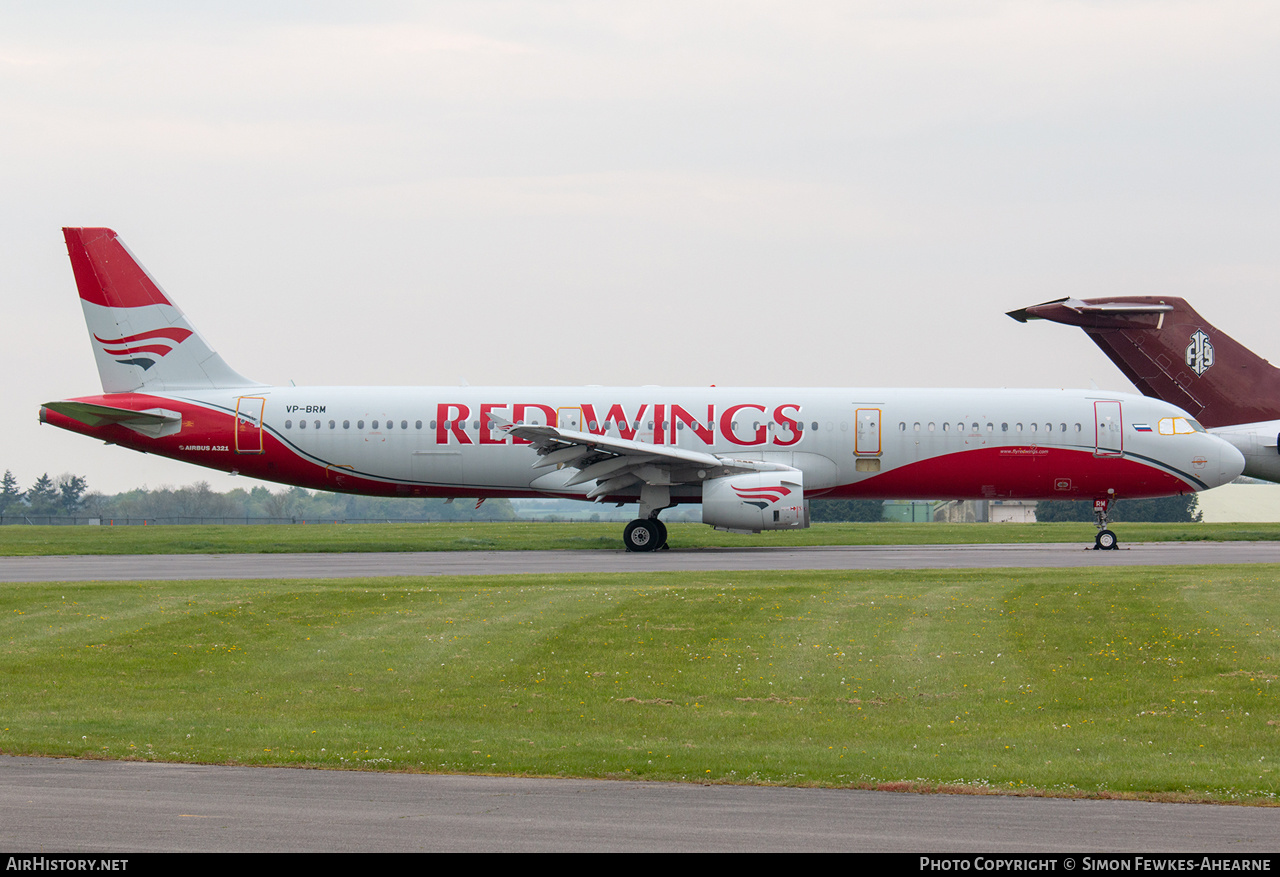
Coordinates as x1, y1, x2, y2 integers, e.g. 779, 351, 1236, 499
497, 419, 794, 500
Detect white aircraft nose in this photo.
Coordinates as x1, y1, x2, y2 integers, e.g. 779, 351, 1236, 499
1211, 437, 1246, 488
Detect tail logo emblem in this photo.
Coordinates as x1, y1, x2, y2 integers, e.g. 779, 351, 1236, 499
94, 328, 193, 371
1186, 329, 1214, 377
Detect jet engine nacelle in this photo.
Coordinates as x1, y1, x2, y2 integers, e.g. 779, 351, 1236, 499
701, 471, 809, 533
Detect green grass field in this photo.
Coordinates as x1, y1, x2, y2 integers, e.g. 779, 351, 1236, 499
3, 520, 1280, 555
2, 566, 1277, 801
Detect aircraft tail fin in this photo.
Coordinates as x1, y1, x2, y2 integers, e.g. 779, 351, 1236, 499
63, 228, 261, 393
1008, 296, 1280, 428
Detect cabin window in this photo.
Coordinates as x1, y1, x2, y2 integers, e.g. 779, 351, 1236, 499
943, 422, 950, 432
928, 422, 935, 432
913, 422, 921, 431
899, 422, 906, 431
972, 423, 979, 432
1001, 423, 1008, 432
415, 420, 422, 430
401, 420, 408, 430
285, 420, 292, 429
812, 422, 819, 431
343, 420, 350, 429
1059, 423, 1066, 433
589, 420, 598, 430
358, 420, 365, 429
299, 419, 306, 429
1016, 423, 1023, 432
328, 420, 335, 429
986, 423, 993, 432
313, 420, 320, 430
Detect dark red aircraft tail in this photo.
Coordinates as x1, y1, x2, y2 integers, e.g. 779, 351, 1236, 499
1008, 297, 1280, 429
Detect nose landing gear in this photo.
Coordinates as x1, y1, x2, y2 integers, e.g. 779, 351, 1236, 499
1092, 497, 1119, 550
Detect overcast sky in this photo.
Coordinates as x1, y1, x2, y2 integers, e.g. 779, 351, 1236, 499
4, 1, 1279, 495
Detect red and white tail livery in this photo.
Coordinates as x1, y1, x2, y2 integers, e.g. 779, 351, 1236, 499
43, 229, 1246, 550
66, 227, 259, 393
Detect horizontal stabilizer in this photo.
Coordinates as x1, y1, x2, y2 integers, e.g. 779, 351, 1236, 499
41, 400, 182, 438
1007, 298, 1173, 325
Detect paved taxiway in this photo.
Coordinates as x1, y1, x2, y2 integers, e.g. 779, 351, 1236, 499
4, 755, 1279, 853
4, 540, 1280, 582
5, 542, 1278, 852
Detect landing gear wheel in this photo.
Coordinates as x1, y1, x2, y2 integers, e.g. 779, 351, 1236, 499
653, 519, 668, 550
623, 519, 661, 552
1094, 529, 1118, 551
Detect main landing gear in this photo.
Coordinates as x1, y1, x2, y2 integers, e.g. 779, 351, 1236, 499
1092, 496, 1119, 551
623, 518, 668, 552
624, 484, 672, 552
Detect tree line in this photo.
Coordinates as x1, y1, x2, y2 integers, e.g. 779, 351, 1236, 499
0, 470, 518, 521
1, 471, 88, 516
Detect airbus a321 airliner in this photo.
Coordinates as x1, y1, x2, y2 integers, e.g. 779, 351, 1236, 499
41, 228, 1245, 551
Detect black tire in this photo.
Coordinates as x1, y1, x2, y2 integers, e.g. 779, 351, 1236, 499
653, 519, 668, 550
623, 519, 660, 552
1095, 529, 1118, 551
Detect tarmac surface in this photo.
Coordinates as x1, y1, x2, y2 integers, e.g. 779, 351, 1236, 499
3, 540, 1280, 582
3, 755, 1279, 853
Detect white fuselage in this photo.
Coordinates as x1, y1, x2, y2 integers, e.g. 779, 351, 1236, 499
108, 384, 1242, 502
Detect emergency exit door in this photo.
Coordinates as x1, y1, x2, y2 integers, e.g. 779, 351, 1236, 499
855, 408, 881, 455
235, 396, 265, 454
1094, 401, 1123, 457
